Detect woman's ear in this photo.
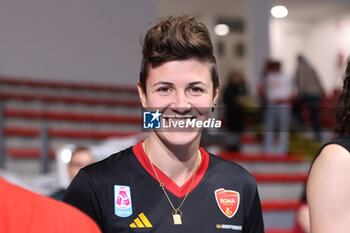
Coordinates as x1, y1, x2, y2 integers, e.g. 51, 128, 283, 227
137, 81, 147, 109
213, 84, 220, 106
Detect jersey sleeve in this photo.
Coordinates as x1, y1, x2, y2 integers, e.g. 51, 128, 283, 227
243, 187, 265, 233
63, 170, 104, 229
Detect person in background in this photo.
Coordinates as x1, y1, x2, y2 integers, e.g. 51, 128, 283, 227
51, 146, 94, 200
0, 177, 101, 233
307, 59, 350, 232
263, 60, 293, 155
258, 59, 272, 110
64, 15, 264, 233
257, 59, 274, 124
294, 55, 324, 142
223, 71, 247, 151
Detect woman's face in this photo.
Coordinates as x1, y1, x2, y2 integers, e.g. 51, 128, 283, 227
138, 59, 219, 146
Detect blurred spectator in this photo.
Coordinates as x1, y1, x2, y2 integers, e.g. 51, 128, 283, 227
294, 186, 310, 233
223, 71, 248, 151
0, 177, 101, 233
258, 59, 274, 109
257, 59, 274, 143
263, 60, 293, 154
294, 55, 324, 142
51, 146, 94, 200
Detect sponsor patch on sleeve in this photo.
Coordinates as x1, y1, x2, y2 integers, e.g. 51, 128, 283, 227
114, 185, 133, 217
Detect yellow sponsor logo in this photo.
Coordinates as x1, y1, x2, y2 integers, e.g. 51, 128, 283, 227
129, 213, 153, 228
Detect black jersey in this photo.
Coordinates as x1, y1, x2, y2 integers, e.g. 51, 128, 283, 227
64, 141, 264, 233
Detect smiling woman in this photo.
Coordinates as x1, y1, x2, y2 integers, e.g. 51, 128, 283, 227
63, 15, 264, 233
139, 59, 216, 146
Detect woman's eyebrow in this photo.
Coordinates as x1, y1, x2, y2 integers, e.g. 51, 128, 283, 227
188, 81, 207, 87
152, 81, 174, 87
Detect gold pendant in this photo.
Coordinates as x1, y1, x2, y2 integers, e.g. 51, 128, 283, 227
172, 213, 182, 225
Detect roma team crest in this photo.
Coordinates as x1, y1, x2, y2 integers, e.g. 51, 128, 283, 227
114, 185, 133, 217
214, 188, 240, 218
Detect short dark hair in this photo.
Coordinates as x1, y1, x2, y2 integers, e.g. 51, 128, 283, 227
139, 15, 219, 94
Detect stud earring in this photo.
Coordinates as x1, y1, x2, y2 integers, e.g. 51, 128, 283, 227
212, 104, 216, 112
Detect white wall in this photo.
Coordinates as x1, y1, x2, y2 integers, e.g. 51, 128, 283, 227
305, 15, 350, 91
270, 14, 350, 95
0, 0, 155, 85
270, 19, 309, 76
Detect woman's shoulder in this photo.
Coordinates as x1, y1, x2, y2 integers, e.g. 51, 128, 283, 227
313, 135, 350, 164
309, 136, 350, 187
330, 135, 350, 151
82, 146, 136, 175
312, 143, 350, 170
209, 154, 257, 184
307, 137, 350, 232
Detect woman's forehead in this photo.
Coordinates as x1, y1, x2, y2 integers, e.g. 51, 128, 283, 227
147, 60, 212, 84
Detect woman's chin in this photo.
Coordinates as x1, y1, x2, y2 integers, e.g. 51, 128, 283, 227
158, 130, 201, 147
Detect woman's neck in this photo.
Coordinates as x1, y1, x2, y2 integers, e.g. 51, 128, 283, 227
143, 135, 201, 187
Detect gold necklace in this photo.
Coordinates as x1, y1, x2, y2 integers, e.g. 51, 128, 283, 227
144, 144, 200, 225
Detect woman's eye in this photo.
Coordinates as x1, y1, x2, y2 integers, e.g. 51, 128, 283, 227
188, 87, 203, 95
157, 87, 171, 94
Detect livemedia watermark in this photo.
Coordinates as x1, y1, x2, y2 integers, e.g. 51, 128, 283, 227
142, 109, 221, 131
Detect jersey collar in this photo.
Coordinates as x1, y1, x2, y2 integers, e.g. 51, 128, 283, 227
132, 140, 209, 198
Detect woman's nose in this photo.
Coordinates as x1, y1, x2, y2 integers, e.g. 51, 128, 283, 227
171, 92, 191, 112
